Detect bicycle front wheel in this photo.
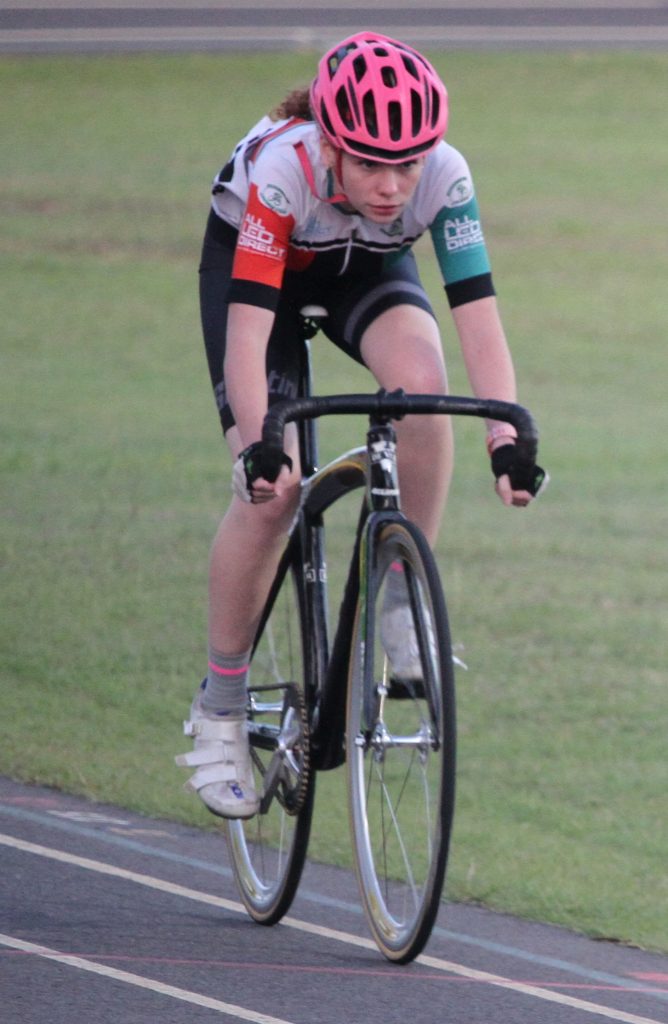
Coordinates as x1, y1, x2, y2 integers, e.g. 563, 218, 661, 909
347, 518, 456, 962
227, 554, 315, 925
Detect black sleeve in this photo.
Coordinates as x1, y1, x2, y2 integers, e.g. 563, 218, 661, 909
445, 272, 496, 309
227, 279, 281, 312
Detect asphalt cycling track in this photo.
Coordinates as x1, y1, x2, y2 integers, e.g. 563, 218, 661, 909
1, 776, 667, 1024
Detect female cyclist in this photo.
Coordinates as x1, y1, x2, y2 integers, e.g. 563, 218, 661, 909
176, 32, 543, 819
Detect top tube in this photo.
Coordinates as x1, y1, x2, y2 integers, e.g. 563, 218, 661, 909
260, 390, 539, 481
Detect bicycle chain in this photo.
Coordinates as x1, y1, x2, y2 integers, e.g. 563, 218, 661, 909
249, 684, 311, 816
279, 684, 311, 816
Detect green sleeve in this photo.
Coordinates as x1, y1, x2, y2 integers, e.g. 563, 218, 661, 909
429, 194, 492, 285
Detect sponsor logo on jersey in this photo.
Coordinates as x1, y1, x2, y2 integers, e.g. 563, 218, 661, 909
380, 217, 404, 238
446, 176, 474, 207
259, 184, 290, 215
267, 369, 298, 398
444, 215, 484, 252
301, 214, 331, 239
214, 379, 227, 412
238, 213, 287, 261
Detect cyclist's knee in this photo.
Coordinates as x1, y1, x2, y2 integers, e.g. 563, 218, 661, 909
361, 310, 447, 395
397, 331, 447, 394
398, 357, 447, 395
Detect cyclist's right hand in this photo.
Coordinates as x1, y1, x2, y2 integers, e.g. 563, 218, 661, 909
232, 441, 293, 504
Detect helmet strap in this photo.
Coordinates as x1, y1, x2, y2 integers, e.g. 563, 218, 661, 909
294, 141, 348, 205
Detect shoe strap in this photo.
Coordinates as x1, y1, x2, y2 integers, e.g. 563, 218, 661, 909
175, 746, 234, 769
183, 763, 243, 793
183, 716, 245, 741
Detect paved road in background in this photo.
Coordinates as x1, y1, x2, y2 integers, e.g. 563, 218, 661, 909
2, 1, 668, 53
2, 776, 668, 1024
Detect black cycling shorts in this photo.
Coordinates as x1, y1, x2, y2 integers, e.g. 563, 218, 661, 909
198, 209, 436, 434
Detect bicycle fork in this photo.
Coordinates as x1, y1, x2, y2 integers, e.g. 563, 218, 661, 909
308, 417, 401, 770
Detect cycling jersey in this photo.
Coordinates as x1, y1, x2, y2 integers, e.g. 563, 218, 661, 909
211, 116, 495, 312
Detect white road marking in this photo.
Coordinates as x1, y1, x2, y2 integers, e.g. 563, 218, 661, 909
48, 810, 130, 825
0, 832, 243, 912
1, 831, 664, 1024
0, 932, 295, 1024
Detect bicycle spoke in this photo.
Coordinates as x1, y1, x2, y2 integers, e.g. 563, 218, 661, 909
227, 563, 315, 925
348, 518, 456, 962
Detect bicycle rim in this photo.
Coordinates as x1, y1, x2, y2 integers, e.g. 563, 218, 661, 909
227, 560, 314, 925
347, 519, 456, 962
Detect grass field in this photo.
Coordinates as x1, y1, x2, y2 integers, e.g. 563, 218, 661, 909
2, 50, 667, 951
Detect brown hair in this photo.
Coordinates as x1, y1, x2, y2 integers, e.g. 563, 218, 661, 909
271, 87, 313, 122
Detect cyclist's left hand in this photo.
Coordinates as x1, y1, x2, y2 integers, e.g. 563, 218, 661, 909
494, 474, 534, 507
491, 444, 548, 508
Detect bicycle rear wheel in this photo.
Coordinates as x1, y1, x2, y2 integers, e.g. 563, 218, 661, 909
227, 555, 315, 925
347, 517, 456, 962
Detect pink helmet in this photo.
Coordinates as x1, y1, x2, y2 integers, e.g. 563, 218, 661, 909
310, 32, 448, 164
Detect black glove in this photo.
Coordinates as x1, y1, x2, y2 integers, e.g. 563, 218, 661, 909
237, 441, 292, 494
491, 444, 547, 497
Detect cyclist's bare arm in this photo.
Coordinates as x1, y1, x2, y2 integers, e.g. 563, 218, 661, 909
225, 302, 273, 449
225, 303, 292, 502
452, 295, 534, 507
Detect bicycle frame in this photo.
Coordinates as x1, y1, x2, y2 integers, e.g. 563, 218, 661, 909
252, 336, 539, 770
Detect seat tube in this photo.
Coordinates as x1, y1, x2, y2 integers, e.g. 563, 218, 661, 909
297, 338, 319, 476
297, 502, 329, 705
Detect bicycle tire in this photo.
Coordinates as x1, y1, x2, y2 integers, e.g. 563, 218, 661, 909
227, 554, 315, 925
347, 517, 456, 962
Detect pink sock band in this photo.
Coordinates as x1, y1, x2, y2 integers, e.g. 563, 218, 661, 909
207, 660, 250, 677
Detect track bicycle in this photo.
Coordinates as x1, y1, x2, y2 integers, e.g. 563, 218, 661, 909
225, 307, 541, 963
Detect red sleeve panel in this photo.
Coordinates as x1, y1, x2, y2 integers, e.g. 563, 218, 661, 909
230, 184, 295, 309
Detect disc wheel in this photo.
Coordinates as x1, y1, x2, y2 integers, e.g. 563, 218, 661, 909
227, 559, 315, 925
347, 518, 456, 962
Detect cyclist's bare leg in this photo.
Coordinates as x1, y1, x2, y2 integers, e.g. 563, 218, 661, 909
360, 305, 452, 546
176, 424, 301, 820
208, 422, 301, 655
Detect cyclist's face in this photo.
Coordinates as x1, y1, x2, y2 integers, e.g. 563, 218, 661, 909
323, 145, 425, 222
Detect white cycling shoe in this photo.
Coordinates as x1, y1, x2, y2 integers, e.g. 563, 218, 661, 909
380, 603, 467, 684
380, 602, 434, 682
175, 692, 260, 820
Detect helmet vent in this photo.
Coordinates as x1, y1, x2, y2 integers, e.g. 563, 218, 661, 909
352, 55, 366, 83
401, 55, 420, 81
362, 91, 379, 138
329, 43, 356, 77
411, 91, 423, 136
389, 101, 402, 141
335, 85, 355, 130
430, 89, 441, 128
347, 82, 361, 125
319, 101, 335, 137
381, 66, 398, 89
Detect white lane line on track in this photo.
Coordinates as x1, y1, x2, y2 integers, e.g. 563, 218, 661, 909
0, 832, 663, 1024
2, 27, 668, 47
0, 932, 295, 1024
